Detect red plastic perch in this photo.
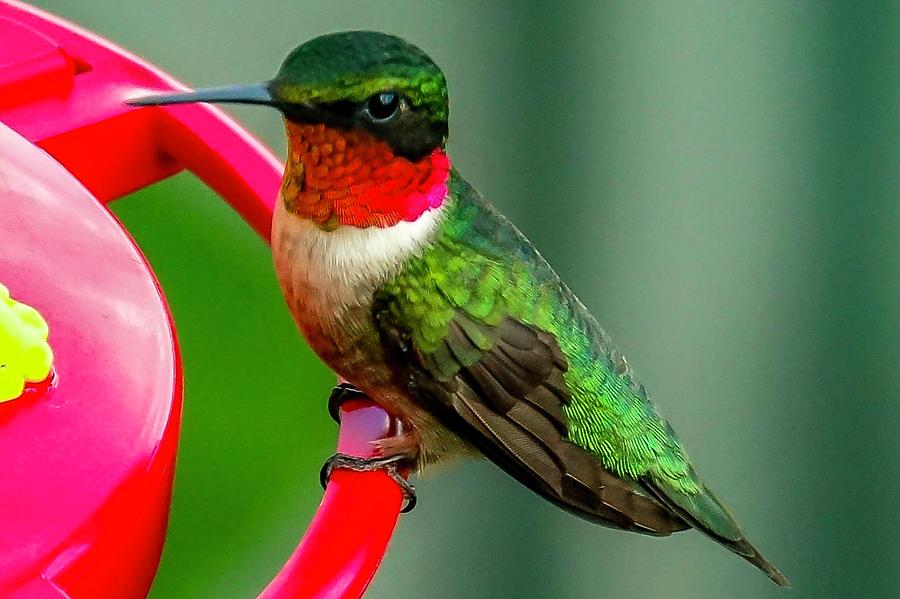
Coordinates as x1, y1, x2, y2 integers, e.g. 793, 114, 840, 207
0, 1, 404, 597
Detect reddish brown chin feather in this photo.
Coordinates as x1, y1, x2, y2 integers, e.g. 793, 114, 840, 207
280, 122, 451, 229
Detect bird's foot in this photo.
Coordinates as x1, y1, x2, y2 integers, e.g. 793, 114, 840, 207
368, 429, 420, 512
323, 383, 418, 511
327, 382, 367, 423
371, 430, 421, 462
319, 452, 417, 513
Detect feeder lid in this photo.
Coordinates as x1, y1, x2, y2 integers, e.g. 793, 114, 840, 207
0, 122, 180, 598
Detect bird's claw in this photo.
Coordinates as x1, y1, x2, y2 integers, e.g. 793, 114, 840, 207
319, 452, 417, 513
327, 382, 367, 423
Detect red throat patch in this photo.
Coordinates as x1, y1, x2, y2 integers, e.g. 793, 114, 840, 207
281, 122, 451, 229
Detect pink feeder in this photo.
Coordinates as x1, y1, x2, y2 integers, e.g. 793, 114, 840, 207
0, 1, 404, 597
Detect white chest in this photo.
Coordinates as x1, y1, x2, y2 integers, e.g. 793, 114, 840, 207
271, 199, 443, 317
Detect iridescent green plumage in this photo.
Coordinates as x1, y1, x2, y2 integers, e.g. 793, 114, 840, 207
381, 173, 697, 489
376, 171, 786, 584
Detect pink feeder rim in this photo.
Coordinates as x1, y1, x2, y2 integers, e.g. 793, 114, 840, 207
0, 1, 405, 597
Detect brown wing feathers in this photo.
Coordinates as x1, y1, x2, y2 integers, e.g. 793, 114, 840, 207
399, 313, 687, 536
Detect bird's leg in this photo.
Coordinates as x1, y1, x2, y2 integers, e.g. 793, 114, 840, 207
369, 421, 420, 512
370, 427, 421, 462
321, 385, 419, 512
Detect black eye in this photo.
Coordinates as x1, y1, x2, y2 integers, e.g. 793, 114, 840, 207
364, 91, 401, 122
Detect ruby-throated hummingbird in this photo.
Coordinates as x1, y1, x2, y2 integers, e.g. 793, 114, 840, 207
131, 31, 787, 586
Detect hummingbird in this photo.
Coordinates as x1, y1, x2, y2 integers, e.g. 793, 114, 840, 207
130, 31, 788, 586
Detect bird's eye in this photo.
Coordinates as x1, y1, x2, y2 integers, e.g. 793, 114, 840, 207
363, 91, 402, 123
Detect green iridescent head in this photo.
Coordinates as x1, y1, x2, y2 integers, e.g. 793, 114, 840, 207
274, 32, 447, 121
130, 31, 449, 160
273, 31, 448, 159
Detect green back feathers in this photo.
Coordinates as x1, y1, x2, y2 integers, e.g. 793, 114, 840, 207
385, 172, 699, 494
377, 172, 787, 583
376, 172, 787, 583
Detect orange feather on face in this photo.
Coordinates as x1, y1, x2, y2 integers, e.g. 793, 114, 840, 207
281, 122, 451, 229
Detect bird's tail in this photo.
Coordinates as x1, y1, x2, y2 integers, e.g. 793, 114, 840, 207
642, 476, 789, 587
724, 535, 790, 587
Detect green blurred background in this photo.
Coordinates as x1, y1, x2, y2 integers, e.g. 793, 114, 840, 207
32, 1, 900, 597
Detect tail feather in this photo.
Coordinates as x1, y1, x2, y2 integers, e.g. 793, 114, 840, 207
642, 477, 790, 587
727, 537, 790, 587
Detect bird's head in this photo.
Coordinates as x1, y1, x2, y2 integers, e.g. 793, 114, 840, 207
131, 31, 452, 229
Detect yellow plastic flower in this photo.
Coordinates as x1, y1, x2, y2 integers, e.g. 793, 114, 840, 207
0, 283, 53, 402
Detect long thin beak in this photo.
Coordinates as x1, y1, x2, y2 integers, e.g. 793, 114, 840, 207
127, 83, 276, 107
